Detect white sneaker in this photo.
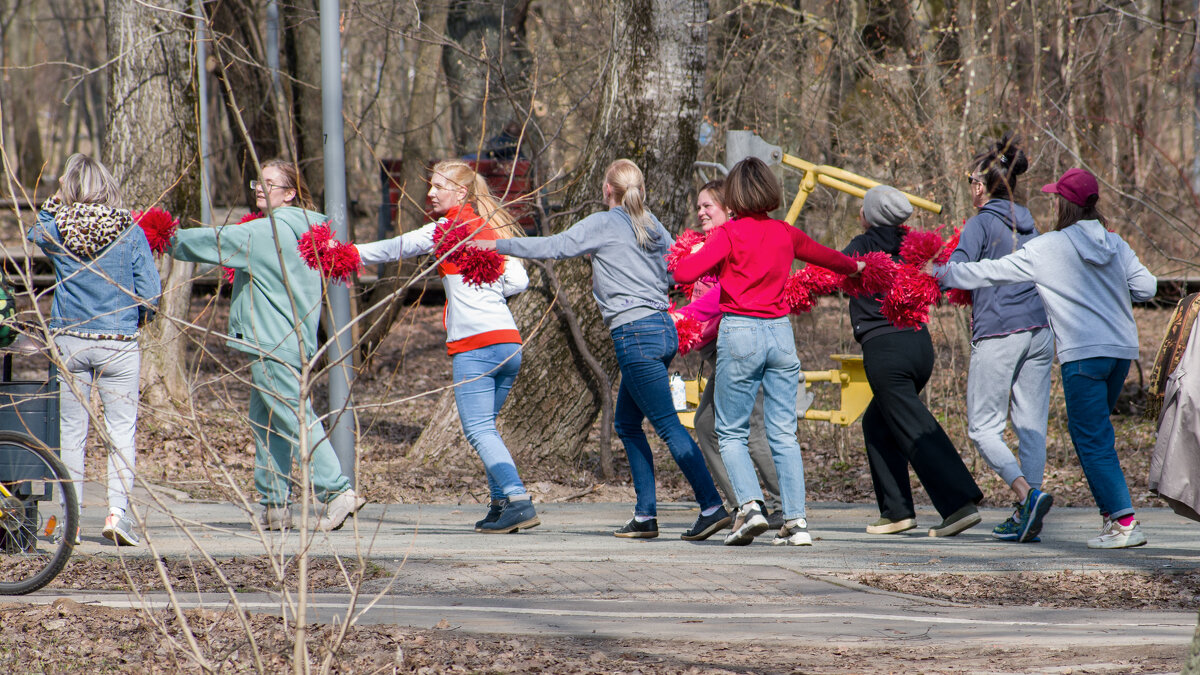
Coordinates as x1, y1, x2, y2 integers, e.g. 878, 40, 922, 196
1087, 518, 1147, 549
723, 501, 768, 546
317, 490, 367, 532
772, 518, 812, 546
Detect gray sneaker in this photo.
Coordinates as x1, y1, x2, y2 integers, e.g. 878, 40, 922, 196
317, 490, 367, 532
723, 502, 769, 546
101, 513, 140, 546
260, 505, 293, 531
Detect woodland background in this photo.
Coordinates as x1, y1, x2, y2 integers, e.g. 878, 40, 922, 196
0, 0, 1198, 486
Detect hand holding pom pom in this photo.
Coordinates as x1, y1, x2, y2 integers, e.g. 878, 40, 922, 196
297, 222, 359, 285
132, 207, 179, 255
665, 230, 706, 273
880, 265, 942, 329
674, 314, 704, 355
435, 224, 506, 287
841, 251, 897, 297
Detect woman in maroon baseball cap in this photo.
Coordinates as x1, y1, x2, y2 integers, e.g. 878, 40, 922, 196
934, 167, 1157, 549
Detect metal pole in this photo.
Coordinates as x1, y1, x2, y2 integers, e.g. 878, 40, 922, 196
319, 0, 356, 483
195, 0, 211, 225
266, 1, 280, 93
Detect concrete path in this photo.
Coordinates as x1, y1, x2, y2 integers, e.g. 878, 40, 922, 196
14, 489, 1198, 649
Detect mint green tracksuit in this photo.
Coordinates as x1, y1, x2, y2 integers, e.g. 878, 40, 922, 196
172, 207, 351, 506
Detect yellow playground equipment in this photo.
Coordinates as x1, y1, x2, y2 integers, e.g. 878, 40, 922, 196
680, 132, 944, 427
678, 354, 873, 429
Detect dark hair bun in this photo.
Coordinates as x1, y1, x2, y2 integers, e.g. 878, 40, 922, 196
996, 131, 1029, 177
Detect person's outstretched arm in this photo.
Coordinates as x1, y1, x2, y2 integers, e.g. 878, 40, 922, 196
488, 214, 605, 260
356, 222, 437, 264
934, 247, 1037, 289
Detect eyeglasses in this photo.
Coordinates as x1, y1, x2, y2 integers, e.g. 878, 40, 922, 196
250, 180, 285, 192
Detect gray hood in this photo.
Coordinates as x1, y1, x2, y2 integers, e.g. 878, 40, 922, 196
1063, 219, 1116, 266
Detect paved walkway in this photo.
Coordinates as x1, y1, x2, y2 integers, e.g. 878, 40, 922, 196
15, 487, 1198, 649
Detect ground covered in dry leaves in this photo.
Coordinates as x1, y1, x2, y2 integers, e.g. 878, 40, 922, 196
0, 600, 1187, 674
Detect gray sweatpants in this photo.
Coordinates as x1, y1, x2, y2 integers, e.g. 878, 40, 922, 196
693, 351, 781, 512
55, 335, 141, 514
967, 327, 1054, 489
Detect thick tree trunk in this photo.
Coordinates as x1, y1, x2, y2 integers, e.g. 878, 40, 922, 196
105, 0, 199, 408
208, 0, 284, 208
406, 0, 709, 474
441, 0, 524, 154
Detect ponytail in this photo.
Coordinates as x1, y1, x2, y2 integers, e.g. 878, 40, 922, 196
605, 159, 656, 249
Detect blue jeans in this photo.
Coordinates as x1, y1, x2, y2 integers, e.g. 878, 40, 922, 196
714, 315, 808, 520
1061, 357, 1134, 519
611, 313, 722, 517
452, 343, 526, 500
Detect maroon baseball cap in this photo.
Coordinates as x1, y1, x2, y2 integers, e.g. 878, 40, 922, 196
1042, 168, 1098, 207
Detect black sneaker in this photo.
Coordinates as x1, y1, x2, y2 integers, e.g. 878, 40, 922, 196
614, 517, 659, 539
478, 499, 540, 534
766, 509, 786, 530
681, 506, 731, 541
474, 498, 509, 531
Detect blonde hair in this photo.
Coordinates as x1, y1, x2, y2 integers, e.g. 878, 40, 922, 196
432, 159, 522, 239
605, 159, 656, 249
59, 153, 123, 208
261, 158, 315, 210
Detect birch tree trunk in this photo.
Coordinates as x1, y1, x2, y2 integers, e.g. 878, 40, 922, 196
406, 0, 709, 474
105, 0, 199, 408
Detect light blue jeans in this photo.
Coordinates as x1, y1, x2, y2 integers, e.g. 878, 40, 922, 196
56, 335, 141, 513
714, 314, 807, 521
967, 327, 1053, 488
452, 343, 527, 500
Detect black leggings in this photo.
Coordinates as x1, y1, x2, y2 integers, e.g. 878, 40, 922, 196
861, 330, 982, 520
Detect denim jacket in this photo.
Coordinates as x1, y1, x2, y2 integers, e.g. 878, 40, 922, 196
29, 203, 161, 337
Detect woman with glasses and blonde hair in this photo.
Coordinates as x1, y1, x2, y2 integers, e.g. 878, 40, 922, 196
473, 158, 726, 540
29, 153, 161, 546
171, 159, 365, 533
353, 159, 537, 533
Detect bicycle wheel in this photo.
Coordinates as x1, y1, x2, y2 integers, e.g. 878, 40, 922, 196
0, 431, 78, 595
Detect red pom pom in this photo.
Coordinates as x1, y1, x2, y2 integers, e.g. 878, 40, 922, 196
132, 207, 178, 255
880, 265, 941, 329
237, 211, 264, 225
665, 230, 706, 273
675, 315, 704, 355
783, 271, 817, 314
841, 251, 897, 297
296, 222, 358, 285
946, 287, 973, 307
297, 222, 335, 270
434, 224, 506, 287
222, 267, 236, 284
675, 281, 696, 297
935, 227, 961, 265
899, 229, 946, 267
795, 264, 843, 297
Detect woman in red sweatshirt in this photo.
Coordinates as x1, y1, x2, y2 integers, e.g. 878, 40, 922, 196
675, 157, 862, 546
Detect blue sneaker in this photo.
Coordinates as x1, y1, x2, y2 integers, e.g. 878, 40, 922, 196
991, 508, 1022, 541
1016, 488, 1053, 543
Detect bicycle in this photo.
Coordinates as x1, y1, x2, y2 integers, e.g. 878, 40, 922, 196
0, 430, 77, 594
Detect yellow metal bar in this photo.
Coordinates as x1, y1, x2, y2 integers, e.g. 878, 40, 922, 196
779, 153, 942, 221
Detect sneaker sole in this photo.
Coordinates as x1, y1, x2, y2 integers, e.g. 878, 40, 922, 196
772, 533, 812, 546
680, 515, 731, 541
101, 528, 139, 547
866, 518, 917, 535
723, 518, 769, 546
1017, 493, 1054, 543
1087, 533, 1148, 549
479, 516, 542, 534
928, 511, 982, 537
614, 530, 659, 539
